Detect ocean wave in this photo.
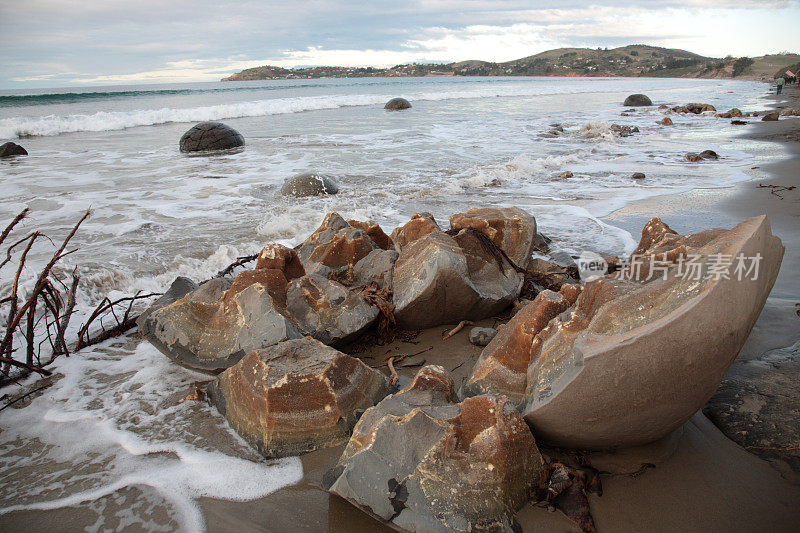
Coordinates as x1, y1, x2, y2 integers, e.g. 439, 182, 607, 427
0, 81, 667, 139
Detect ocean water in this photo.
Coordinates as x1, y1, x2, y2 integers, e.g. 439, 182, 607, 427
0, 76, 782, 530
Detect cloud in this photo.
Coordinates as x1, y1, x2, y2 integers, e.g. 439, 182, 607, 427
1, 1, 799, 87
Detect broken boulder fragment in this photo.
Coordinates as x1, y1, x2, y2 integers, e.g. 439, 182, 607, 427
207, 337, 388, 458
449, 206, 537, 267
137, 273, 302, 373
284, 274, 379, 346
522, 215, 784, 448
325, 365, 546, 532
392, 230, 522, 329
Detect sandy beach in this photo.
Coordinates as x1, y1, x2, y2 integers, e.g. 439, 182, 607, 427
1, 79, 798, 532
196, 87, 800, 531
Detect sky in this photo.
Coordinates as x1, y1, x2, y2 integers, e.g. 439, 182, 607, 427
1, 0, 799, 88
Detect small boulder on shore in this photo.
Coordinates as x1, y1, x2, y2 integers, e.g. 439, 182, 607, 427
658, 117, 673, 126
179, 121, 244, 152
631, 172, 646, 179
280, 172, 339, 197
762, 111, 780, 121
0, 142, 27, 158
624, 94, 652, 106
384, 97, 411, 110
779, 108, 800, 117
469, 327, 497, 347
449, 206, 537, 268
207, 337, 388, 458
325, 365, 546, 532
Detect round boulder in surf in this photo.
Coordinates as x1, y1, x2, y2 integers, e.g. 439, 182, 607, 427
179, 121, 244, 152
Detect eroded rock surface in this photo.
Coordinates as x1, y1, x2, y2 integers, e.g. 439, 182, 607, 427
325, 365, 545, 532
390, 213, 441, 252
393, 230, 522, 329
449, 207, 537, 267
522, 215, 784, 448
296, 213, 377, 281
284, 274, 379, 345
463, 289, 573, 404
137, 273, 302, 372
207, 337, 388, 458
352, 249, 398, 289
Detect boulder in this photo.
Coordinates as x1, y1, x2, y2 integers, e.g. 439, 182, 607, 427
685, 153, 703, 162
729, 108, 743, 117
352, 249, 398, 289
207, 337, 388, 458
684, 103, 716, 114
0, 142, 27, 157
179, 121, 244, 152
731, 119, 748, 125
284, 274, 379, 346
762, 111, 780, 121
703, 339, 800, 475
347, 219, 393, 250
699, 149, 719, 160
631, 172, 646, 179
779, 108, 800, 117
463, 290, 573, 404
449, 207, 537, 267
623, 94, 652, 106
296, 213, 377, 280
657, 117, 673, 126
280, 172, 339, 197
393, 231, 522, 329
468, 327, 497, 347
610, 124, 639, 137
256, 243, 305, 280
554, 170, 573, 179
384, 97, 411, 110
521, 215, 784, 448
390, 213, 441, 252
137, 273, 303, 373
325, 365, 545, 532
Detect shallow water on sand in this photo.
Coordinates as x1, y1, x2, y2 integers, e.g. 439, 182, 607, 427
0, 76, 787, 530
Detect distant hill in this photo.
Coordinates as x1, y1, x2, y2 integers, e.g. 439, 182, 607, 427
222, 46, 799, 81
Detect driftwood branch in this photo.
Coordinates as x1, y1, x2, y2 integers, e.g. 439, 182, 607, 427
213, 254, 258, 279
75, 291, 161, 350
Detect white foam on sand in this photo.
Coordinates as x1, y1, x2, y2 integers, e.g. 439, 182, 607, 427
0, 341, 303, 531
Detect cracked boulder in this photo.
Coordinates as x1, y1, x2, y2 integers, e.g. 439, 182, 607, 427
522, 215, 784, 448
284, 274, 379, 346
179, 121, 244, 152
392, 230, 522, 329
450, 207, 537, 267
255, 243, 305, 280
325, 365, 546, 532
207, 337, 388, 458
137, 271, 302, 373
463, 288, 574, 404
347, 219, 393, 250
352, 249, 399, 289
295, 213, 377, 281
390, 213, 441, 252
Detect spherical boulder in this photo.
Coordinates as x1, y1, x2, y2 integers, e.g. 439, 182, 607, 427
179, 121, 244, 152
623, 94, 652, 106
0, 142, 28, 158
631, 172, 646, 179
384, 97, 411, 110
280, 173, 339, 197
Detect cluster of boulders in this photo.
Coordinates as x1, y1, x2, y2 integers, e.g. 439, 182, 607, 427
610, 123, 640, 137
685, 149, 719, 162
139, 207, 784, 531
671, 102, 717, 114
